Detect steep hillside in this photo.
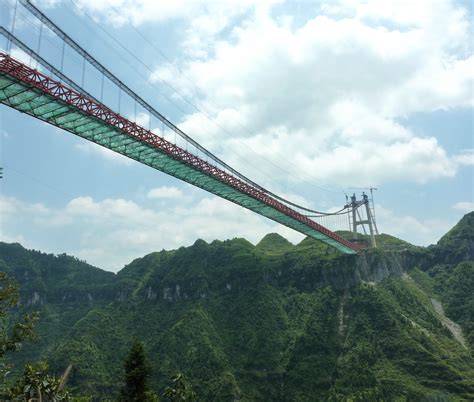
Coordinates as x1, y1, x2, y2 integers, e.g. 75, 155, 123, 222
0, 214, 473, 400
0, 243, 115, 373
433, 211, 474, 263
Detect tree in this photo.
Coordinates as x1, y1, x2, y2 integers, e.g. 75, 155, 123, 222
163, 373, 196, 402
8, 361, 69, 401
120, 341, 157, 401
0, 272, 69, 400
0, 272, 38, 384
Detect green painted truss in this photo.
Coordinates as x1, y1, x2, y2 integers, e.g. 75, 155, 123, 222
0, 71, 358, 255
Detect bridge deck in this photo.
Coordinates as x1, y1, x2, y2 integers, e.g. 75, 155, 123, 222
0, 53, 360, 254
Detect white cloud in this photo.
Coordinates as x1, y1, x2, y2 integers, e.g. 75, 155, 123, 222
30, 0, 62, 8
44, 0, 472, 187
72, 0, 268, 28
375, 204, 455, 246
452, 201, 474, 212
164, 0, 472, 186
8, 48, 34, 67
0, 193, 303, 271
2, 190, 466, 272
454, 149, 474, 166
147, 186, 184, 200
132, 112, 151, 128
300, 137, 456, 186
0, 196, 18, 217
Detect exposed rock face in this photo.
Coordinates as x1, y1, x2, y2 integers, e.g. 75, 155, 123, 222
431, 298, 467, 349
323, 252, 405, 290
146, 286, 157, 300
175, 284, 181, 298
163, 287, 173, 302
144, 251, 411, 304
116, 290, 128, 302
27, 291, 42, 306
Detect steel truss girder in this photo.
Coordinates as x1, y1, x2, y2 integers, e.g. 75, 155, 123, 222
0, 53, 360, 254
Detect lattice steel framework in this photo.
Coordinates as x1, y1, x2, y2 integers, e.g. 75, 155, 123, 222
0, 53, 361, 254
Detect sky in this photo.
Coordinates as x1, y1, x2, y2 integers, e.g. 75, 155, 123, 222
0, 0, 473, 272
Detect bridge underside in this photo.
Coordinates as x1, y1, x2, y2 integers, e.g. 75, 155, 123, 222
0, 58, 359, 254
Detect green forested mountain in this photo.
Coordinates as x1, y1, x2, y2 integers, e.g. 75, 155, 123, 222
0, 212, 473, 401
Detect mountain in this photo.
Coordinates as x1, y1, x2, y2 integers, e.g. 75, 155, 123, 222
433, 211, 474, 263
0, 213, 473, 400
256, 233, 293, 254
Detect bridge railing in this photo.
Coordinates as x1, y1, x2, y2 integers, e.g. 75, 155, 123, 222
0, 52, 362, 253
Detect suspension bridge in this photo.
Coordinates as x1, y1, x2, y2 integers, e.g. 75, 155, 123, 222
0, 1, 376, 255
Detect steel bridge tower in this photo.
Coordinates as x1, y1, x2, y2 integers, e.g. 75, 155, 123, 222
346, 192, 379, 248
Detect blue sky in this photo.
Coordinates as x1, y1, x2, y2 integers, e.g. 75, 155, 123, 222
0, 0, 473, 271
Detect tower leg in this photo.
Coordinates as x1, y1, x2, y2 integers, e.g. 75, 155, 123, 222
365, 200, 376, 248
351, 194, 357, 239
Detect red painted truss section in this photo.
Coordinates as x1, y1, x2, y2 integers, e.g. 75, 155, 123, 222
0, 52, 361, 253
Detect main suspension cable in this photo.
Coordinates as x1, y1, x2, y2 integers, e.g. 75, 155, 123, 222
17, 0, 344, 215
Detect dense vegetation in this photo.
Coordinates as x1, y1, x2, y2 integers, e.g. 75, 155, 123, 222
0, 212, 473, 400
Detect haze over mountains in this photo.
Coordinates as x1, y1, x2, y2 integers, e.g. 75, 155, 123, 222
0, 212, 473, 400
